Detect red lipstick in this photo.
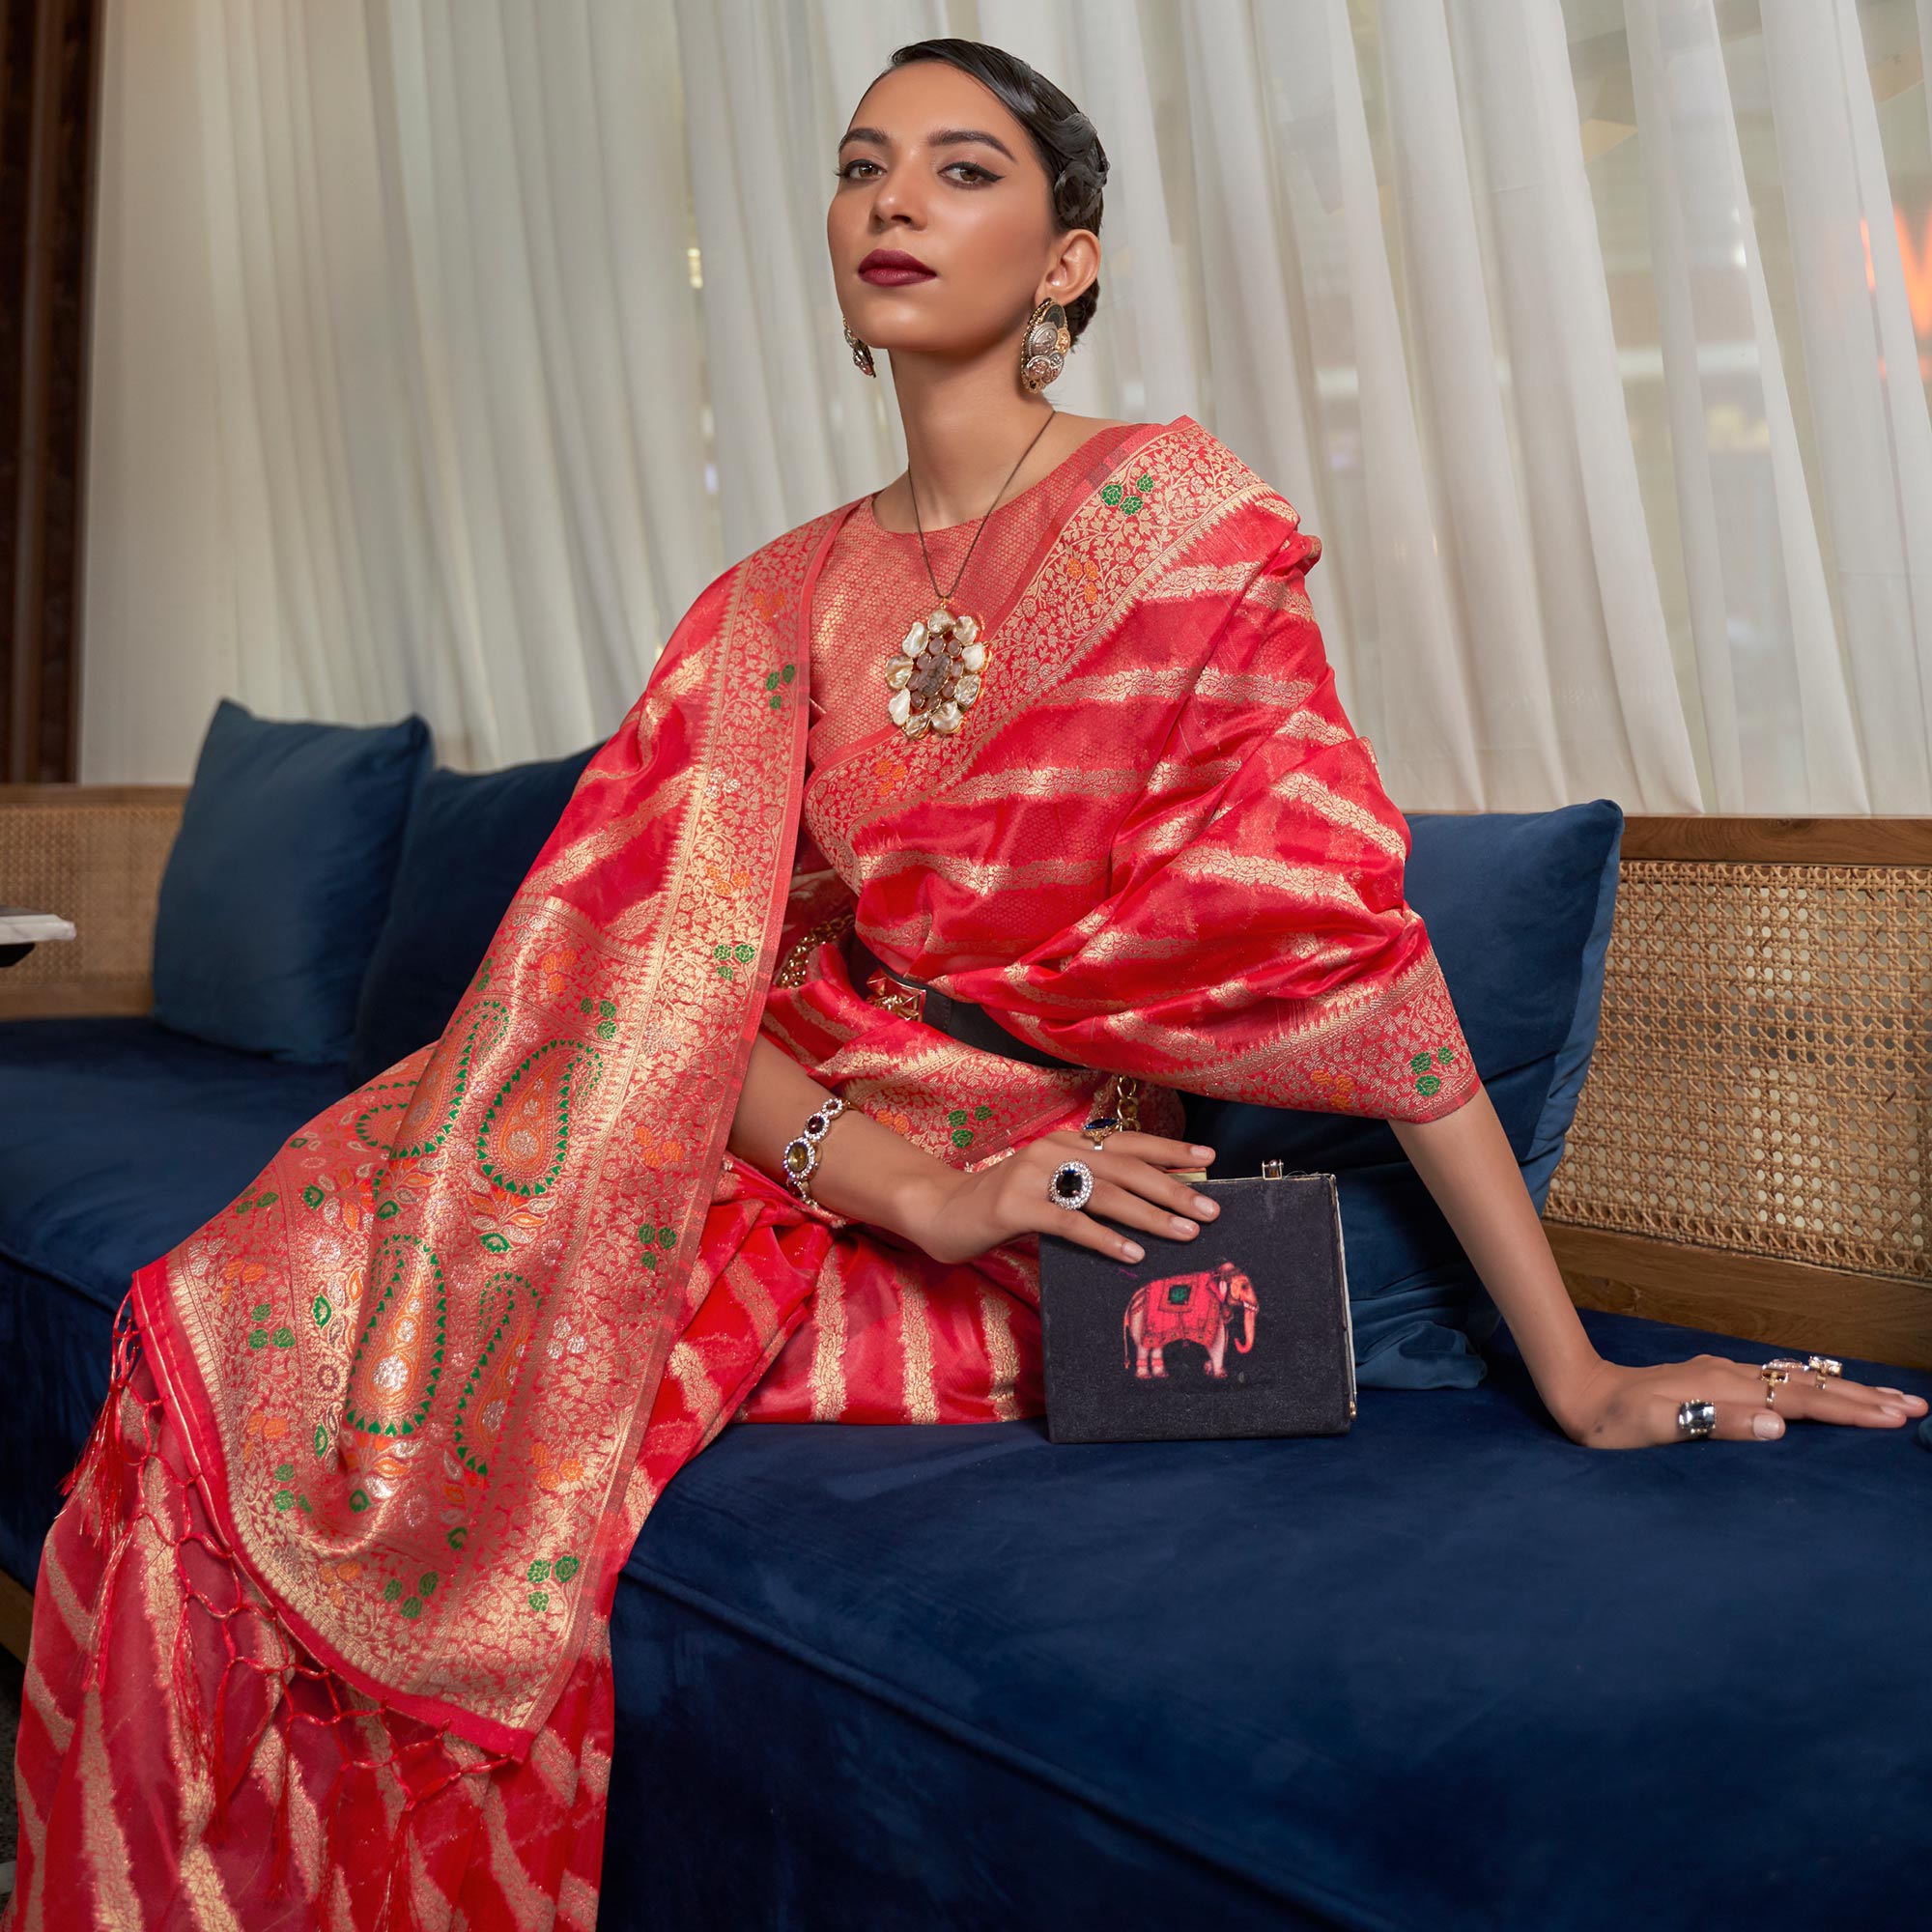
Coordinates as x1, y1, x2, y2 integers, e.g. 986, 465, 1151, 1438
859, 247, 936, 285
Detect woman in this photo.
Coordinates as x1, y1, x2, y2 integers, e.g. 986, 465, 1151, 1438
8, 35, 1923, 1932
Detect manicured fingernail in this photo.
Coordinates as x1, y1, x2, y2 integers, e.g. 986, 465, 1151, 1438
1753, 1412, 1782, 1439
1192, 1146, 1215, 1159
1122, 1242, 1143, 1261
1170, 1216, 1196, 1236
1192, 1196, 1217, 1215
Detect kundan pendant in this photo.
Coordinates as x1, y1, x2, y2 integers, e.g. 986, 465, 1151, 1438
884, 603, 989, 740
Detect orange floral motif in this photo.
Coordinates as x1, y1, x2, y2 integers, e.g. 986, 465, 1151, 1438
528, 1439, 587, 1495
871, 752, 908, 802
704, 859, 753, 898
538, 947, 579, 999
314, 1554, 366, 1613
1312, 1069, 1359, 1109
215, 1256, 268, 1309
631, 1123, 687, 1169
1064, 551, 1101, 607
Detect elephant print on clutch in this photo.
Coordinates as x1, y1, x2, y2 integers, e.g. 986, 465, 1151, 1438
1122, 1260, 1259, 1379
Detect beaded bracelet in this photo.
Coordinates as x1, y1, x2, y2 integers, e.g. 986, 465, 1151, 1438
780, 1094, 848, 1208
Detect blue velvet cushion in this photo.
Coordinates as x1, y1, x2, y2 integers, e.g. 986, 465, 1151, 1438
1181, 799, 1624, 1390
151, 697, 431, 1065
344, 746, 600, 1087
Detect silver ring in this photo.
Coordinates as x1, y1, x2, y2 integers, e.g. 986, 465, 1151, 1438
1047, 1159, 1094, 1210
1676, 1398, 1718, 1440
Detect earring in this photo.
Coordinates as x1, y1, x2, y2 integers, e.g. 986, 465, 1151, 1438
842, 319, 876, 378
1020, 297, 1070, 391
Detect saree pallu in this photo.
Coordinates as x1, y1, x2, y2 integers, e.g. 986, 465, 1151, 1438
5, 412, 1480, 1929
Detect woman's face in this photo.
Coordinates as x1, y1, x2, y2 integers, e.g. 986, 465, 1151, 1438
828, 62, 1097, 367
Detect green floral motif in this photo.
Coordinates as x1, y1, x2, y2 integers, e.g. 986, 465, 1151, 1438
945, 1098, 996, 1150
232, 1189, 279, 1217
312, 1293, 331, 1327
302, 1183, 325, 1209
245, 1298, 272, 1350
1100, 470, 1155, 516
637, 1220, 678, 1270
578, 994, 620, 1042
446, 1525, 469, 1551
1410, 1044, 1459, 1098
384, 1577, 403, 1603
711, 941, 757, 982
526, 1550, 581, 1611
763, 662, 798, 711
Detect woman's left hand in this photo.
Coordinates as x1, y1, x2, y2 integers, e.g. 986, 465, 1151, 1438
1551, 1353, 1928, 1448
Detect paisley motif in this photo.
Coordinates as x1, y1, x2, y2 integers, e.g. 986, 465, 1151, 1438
476, 1038, 605, 1199
452, 1270, 539, 1478
358, 997, 512, 1163
342, 1232, 448, 1440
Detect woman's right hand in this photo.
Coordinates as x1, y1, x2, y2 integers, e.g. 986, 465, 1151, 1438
905, 1128, 1221, 1266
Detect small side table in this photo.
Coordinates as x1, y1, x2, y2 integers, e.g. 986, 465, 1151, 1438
0, 906, 76, 971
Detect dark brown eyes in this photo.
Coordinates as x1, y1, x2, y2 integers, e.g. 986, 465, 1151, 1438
836, 160, 998, 185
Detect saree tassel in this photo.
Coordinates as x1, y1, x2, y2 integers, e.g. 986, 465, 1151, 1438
60, 1288, 143, 1544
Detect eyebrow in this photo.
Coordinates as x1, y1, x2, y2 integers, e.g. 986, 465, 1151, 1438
837, 125, 1020, 165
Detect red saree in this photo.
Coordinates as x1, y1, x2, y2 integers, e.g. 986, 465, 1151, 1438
5, 413, 1479, 1928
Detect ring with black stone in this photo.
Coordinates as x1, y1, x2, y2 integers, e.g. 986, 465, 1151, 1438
1048, 1158, 1095, 1210
1675, 1398, 1718, 1440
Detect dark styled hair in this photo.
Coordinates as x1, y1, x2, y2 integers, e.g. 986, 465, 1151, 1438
884, 37, 1110, 346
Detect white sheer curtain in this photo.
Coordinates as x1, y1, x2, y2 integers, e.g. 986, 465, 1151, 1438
81, 0, 1932, 815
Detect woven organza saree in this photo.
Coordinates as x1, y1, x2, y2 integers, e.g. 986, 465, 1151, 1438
9, 414, 1479, 1927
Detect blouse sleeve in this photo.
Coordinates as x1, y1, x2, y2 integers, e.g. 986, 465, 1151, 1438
978, 520, 1482, 1122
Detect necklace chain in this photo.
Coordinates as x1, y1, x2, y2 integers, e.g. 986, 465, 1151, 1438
877, 407, 1062, 743
906, 407, 1059, 609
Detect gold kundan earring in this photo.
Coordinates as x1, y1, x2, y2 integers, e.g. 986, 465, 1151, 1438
1019, 297, 1070, 391
842, 320, 876, 378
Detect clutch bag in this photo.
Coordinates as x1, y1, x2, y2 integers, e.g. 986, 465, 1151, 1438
1037, 1162, 1356, 1444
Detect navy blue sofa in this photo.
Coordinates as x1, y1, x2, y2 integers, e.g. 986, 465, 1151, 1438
2, 704, 1925, 1927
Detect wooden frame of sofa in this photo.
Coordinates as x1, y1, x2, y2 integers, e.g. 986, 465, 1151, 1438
3, 791, 1930, 1656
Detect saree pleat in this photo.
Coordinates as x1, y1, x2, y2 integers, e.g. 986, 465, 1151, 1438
6, 413, 1483, 1926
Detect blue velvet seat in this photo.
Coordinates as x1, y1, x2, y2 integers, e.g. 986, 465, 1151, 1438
611, 1306, 1930, 1929
0, 1017, 355, 1586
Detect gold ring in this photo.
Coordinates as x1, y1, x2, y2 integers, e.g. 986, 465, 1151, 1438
1807, 1353, 1843, 1389
1760, 1361, 1793, 1407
